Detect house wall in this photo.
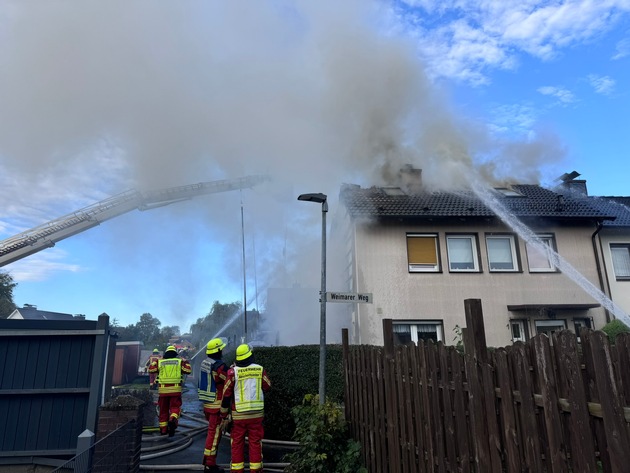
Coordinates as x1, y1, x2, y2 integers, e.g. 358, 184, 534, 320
350, 219, 608, 347
599, 228, 630, 319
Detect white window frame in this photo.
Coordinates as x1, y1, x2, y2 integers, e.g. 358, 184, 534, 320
446, 234, 480, 272
407, 234, 440, 273
526, 234, 558, 272
486, 234, 519, 272
392, 320, 444, 345
535, 319, 566, 337
510, 320, 527, 342
573, 317, 592, 341
610, 244, 630, 280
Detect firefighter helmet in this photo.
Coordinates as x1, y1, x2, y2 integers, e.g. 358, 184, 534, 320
235, 343, 252, 361
165, 345, 177, 354
153, 348, 159, 354
206, 338, 226, 355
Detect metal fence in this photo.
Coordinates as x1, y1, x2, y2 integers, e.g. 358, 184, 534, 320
51, 420, 136, 473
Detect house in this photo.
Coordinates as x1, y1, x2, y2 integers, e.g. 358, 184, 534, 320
7, 304, 79, 321
334, 167, 618, 347
597, 196, 630, 315
553, 176, 630, 321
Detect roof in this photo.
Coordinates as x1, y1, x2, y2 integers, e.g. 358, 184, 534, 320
8, 306, 76, 321
588, 196, 630, 227
340, 183, 616, 221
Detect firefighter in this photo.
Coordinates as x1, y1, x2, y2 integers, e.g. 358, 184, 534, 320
198, 338, 229, 473
148, 345, 192, 436
145, 348, 162, 389
220, 344, 271, 473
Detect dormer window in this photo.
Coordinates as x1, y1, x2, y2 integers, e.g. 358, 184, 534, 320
494, 187, 523, 197
383, 187, 406, 196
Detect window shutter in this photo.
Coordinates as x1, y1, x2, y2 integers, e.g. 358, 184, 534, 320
407, 236, 437, 265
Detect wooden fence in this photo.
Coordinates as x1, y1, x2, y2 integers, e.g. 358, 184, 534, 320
342, 299, 630, 473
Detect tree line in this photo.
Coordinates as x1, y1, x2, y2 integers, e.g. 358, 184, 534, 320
0, 270, 263, 350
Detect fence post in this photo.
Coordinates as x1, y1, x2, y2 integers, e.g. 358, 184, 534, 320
464, 299, 488, 363
342, 328, 350, 422
75, 429, 94, 473
383, 318, 394, 359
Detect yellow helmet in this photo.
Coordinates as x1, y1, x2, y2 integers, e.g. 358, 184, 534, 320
153, 348, 159, 354
165, 345, 177, 354
206, 338, 226, 355
235, 343, 252, 361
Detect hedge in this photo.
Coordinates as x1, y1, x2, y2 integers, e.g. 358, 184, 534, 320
225, 344, 344, 440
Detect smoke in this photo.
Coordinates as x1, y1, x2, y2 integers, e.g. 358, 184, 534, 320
0, 0, 566, 335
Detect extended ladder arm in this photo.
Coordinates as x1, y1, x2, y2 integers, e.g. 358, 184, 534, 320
0, 175, 269, 267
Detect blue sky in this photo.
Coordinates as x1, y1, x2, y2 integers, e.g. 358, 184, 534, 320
0, 0, 628, 333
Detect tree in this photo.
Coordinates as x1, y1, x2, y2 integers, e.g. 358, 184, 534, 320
189, 300, 244, 348
0, 271, 17, 319
135, 313, 161, 346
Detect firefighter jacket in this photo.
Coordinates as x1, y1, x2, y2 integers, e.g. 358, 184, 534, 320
221, 362, 271, 421
198, 357, 228, 410
145, 354, 162, 369
149, 357, 192, 395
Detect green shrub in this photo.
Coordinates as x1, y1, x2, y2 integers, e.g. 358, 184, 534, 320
225, 345, 344, 440
601, 319, 630, 343
283, 394, 367, 473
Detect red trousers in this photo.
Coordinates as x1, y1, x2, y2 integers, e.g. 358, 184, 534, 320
229, 417, 264, 472
157, 393, 182, 434
203, 408, 223, 466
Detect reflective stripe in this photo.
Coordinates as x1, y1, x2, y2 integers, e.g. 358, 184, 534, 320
158, 359, 183, 384
234, 365, 264, 412
250, 461, 263, 469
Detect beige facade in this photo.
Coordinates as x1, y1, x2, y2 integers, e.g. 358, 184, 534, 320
337, 214, 609, 347
599, 229, 630, 318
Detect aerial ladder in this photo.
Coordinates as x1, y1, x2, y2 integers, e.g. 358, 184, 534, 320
0, 175, 269, 267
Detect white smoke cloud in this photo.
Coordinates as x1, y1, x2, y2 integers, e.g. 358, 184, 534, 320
0, 0, 567, 335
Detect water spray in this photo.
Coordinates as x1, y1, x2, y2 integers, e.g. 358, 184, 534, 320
469, 178, 630, 327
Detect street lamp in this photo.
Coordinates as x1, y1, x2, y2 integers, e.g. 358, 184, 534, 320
298, 192, 328, 405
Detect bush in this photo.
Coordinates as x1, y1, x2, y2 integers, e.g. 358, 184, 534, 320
225, 344, 344, 440
601, 319, 630, 343
283, 394, 367, 473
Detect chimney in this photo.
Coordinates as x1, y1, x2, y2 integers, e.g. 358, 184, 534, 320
398, 164, 422, 194
557, 171, 588, 195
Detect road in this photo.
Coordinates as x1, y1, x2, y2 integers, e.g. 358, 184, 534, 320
139, 379, 293, 472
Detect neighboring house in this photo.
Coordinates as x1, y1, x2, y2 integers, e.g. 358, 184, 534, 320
7, 304, 78, 321
598, 196, 630, 315
335, 167, 617, 347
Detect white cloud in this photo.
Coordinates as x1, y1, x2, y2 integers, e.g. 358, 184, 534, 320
6, 250, 83, 282
612, 37, 630, 59
537, 85, 576, 104
395, 1, 630, 83
587, 74, 616, 94
488, 103, 538, 137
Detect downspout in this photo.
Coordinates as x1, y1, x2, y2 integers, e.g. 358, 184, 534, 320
592, 221, 611, 323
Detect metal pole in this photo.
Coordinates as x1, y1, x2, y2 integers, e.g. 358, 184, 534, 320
241, 191, 247, 342
319, 199, 328, 405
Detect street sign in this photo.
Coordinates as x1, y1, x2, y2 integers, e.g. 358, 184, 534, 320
325, 292, 373, 303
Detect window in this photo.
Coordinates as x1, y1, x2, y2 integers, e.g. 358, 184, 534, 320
393, 321, 443, 345
611, 244, 630, 280
526, 234, 557, 272
510, 320, 528, 342
407, 234, 440, 272
535, 319, 566, 338
573, 318, 592, 340
486, 234, 519, 271
446, 235, 480, 272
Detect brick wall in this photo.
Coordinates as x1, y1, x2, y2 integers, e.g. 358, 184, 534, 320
93, 395, 145, 473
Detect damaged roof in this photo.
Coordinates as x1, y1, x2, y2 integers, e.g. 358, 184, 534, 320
339, 183, 616, 221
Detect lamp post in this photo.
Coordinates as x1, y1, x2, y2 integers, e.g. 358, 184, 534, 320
297, 192, 328, 405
